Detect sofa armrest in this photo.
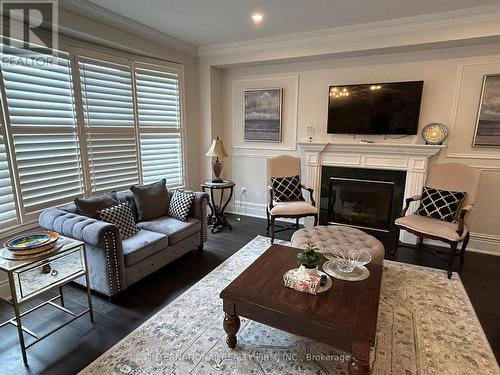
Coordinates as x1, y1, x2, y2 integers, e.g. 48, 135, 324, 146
188, 192, 209, 243
39, 208, 121, 248
401, 195, 422, 217
300, 184, 316, 207
456, 204, 474, 236
39, 208, 126, 296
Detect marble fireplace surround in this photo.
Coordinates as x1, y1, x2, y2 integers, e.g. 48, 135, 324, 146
297, 142, 445, 243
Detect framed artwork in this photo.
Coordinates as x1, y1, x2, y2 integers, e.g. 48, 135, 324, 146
473, 74, 500, 146
244, 88, 282, 142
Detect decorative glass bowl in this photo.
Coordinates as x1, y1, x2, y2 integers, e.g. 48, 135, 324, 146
323, 246, 372, 273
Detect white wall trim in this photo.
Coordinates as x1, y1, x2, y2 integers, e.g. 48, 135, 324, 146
229, 200, 500, 256
62, 0, 197, 56
231, 75, 299, 151
227, 201, 301, 225
227, 200, 267, 219
419, 232, 500, 256
198, 4, 500, 59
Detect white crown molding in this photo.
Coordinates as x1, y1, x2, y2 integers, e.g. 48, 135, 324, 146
198, 4, 500, 60
298, 142, 445, 157
61, 0, 197, 56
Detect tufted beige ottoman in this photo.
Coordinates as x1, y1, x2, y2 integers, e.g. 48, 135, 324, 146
290, 225, 385, 265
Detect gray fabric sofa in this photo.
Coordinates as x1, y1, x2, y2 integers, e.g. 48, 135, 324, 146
39, 190, 208, 298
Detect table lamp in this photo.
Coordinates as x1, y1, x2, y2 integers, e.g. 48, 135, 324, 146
205, 137, 228, 183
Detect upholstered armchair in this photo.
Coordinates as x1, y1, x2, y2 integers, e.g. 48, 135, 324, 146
266, 155, 318, 243
394, 163, 481, 278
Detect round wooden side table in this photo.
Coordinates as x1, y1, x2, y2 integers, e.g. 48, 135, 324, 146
201, 180, 235, 234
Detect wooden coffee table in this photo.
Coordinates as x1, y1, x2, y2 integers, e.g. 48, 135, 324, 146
220, 244, 382, 375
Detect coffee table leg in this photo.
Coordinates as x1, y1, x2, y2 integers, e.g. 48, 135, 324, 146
223, 313, 240, 348
349, 340, 371, 375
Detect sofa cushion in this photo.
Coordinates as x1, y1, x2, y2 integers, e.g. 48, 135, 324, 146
137, 216, 200, 245
270, 201, 318, 216
74, 192, 119, 219
122, 229, 169, 267
130, 179, 169, 222
395, 214, 468, 242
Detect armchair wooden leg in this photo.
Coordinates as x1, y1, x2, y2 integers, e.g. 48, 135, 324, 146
313, 214, 318, 226
460, 232, 470, 266
447, 242, 458, 279
271, 217, 276, 244
390, 228, 401, 256
266, 209, 270, 233
295, 218, 299, 229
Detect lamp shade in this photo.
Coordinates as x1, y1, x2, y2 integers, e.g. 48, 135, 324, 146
205, 137, 228, 158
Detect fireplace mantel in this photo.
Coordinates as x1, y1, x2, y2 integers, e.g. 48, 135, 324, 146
297, 141, 445, 243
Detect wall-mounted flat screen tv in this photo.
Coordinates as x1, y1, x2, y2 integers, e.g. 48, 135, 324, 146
327, 81, 424, 135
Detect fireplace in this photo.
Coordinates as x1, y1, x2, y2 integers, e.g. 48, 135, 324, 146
320, 167, 406, 250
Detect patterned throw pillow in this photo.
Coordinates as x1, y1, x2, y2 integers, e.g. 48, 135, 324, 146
99, 202, 139, 240
415, 186, 466, 222
168, 190, 196, 222
271, 175, 304, 202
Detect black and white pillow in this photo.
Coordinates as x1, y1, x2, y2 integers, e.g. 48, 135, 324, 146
99, 202, 139, 240
168, 190, 196, 222
415, 186, 466, 222
271, 175, 304, 202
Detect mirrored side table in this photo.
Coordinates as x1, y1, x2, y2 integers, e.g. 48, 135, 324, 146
0, 236, 94, 365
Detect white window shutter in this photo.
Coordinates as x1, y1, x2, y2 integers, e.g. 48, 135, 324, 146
78, 58, 139, 192
1, 48, 84, 215
135, 65, 184, 187
0, 135, 17, 230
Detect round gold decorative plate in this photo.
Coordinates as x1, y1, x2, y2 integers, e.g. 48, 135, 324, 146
421, 123, 448, 145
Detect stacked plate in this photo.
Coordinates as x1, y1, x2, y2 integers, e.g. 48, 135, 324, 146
2, 231, 60, 260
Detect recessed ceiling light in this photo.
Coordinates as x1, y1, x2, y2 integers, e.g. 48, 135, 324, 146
252, 13, 263, 24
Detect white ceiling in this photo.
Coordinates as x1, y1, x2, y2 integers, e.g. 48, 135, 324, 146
82, 0, 498, 47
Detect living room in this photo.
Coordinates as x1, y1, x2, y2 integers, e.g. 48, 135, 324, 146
0, 1, 499, 374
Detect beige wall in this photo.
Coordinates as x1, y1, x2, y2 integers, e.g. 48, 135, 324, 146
220, 43, 500, 255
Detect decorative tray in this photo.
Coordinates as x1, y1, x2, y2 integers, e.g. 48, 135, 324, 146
1, 242, 63, 261
3, 231, 60, 255
323, 260, 370, 281
283, 268, 332, 294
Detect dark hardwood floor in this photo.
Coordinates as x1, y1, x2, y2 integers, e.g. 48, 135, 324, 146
0, 215, 499, 374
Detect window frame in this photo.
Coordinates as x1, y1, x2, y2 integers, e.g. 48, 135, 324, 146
0, 35, 187, 235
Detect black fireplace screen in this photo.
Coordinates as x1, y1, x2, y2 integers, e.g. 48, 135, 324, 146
328, 177, 395, 232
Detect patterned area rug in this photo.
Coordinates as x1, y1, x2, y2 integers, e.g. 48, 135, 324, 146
81, 236, 499, 375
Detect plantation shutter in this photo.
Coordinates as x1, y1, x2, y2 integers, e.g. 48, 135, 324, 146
0, 134, 17, 230
0, 46, 83, 215
78, 57, 139, 192
135, 65, 184, 186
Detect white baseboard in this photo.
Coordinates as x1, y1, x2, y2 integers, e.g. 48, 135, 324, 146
227, 200, 267, 219
228, 200, 500, 256
227, 201, 304, 224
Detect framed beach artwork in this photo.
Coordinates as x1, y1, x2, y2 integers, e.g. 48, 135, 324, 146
473, 74, 500, 146
244, 88, 282, 142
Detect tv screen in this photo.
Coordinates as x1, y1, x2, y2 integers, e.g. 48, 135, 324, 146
327, 81, 423, 135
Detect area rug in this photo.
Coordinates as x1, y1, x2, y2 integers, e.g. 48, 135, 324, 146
81, 236, 499, 375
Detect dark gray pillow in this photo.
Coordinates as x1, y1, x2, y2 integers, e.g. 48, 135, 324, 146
130, 179, 169, 222
75, 192, 119, 219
